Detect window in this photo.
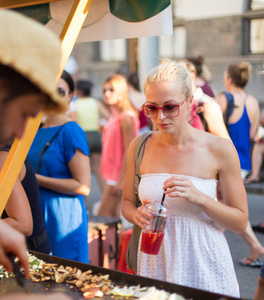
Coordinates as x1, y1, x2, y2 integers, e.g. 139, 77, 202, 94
250, 18, 264, 53
250, 0, 264, 10
243, 1, 264, 54
99, 39, 126, 62
158, 26, 186, 58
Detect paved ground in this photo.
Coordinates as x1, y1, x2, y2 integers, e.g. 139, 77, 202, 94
86, 174, 264, 300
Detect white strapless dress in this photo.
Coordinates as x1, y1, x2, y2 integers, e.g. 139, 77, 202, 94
137, 173, 239, 298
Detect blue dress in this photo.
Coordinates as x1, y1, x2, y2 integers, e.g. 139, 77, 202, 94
228, 103, 251, 171
28, 122, 90, 263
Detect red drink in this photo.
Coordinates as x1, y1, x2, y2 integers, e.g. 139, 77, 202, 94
140, 230, 165, 255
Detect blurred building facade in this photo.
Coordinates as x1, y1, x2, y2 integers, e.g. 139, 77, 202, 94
71, 0, 264, 106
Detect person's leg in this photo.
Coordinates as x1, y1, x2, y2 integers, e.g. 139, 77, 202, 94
254, 265, 264, 299
86, 131, 105, 192
97, 184, 122, 218
245, 143, 264, 183
240, 221, 264, 265
90, 152, 106, 192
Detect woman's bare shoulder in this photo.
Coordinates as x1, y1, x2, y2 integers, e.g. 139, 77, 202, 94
206, 132, 235, 157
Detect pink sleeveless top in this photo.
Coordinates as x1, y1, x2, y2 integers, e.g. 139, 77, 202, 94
100, 110, 139, 181
190, 100, 205, 131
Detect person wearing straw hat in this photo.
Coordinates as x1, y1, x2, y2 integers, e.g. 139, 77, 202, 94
122, 59, 248, 297
0, 9, 70, 300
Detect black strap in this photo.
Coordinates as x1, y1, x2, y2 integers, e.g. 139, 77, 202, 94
196, 102, 208, 132
26, 229, 48, 250
36, 123, 68, 173
134, 131, 153, 207
222, 91, 237, 132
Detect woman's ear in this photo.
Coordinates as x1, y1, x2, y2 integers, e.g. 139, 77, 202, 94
227, 76, 233, 86
186, 94, 194, 107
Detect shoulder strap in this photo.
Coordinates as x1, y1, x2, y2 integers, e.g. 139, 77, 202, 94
134, 131, 153, 206
196, 102, 208, 132
222, 91, 235, 131
36, 123, 68, 173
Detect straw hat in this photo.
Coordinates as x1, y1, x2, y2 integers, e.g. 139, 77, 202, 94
0, 9, 67, 112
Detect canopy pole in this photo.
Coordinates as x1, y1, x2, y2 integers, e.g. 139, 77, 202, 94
0, 0, 93, 216
0, 0, 59, 9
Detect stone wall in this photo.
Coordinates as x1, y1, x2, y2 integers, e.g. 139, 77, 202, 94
186, 15, 264, 106
187, 16, 242, 57
71, 43, 123, 100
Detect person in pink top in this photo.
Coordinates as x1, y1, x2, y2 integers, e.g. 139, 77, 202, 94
98, 74, 140, 218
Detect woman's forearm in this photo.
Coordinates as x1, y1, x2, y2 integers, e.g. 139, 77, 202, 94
122, 199, 137, 224
36, 174, 90, 196
197, 194, 248, 234
3, 217, 33, 237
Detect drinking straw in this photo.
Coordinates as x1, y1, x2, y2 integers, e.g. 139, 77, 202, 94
154, 190, 166, 232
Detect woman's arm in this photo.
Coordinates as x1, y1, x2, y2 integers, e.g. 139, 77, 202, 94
3, 179, 33, 236
0, 152, 33, 236
122, 137, 152, 229
247, 96, 260, 140
112, 114, 138, 195
163, 138, 248, 234
260, 110, 264, 128
216, 93, 227, 114
36, 149, 91, 196
203, 102, 231, 140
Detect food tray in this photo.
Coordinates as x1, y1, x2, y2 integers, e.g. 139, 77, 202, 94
0, 251, 244, 300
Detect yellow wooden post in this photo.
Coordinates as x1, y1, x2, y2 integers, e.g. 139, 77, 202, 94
0, 114, 44, 215
0, 0, 60, 9
0, 0, 93, 215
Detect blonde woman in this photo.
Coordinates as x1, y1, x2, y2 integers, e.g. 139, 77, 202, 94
122, 60, 248, 297
98, 74, 139, 218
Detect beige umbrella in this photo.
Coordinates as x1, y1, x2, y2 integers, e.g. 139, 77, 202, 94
0, 0, 173, 214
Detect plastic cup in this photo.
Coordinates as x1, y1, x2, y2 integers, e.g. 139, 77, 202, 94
140, 201, 168, 255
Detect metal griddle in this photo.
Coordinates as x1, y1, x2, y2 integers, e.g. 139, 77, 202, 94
0, 251, 245, 300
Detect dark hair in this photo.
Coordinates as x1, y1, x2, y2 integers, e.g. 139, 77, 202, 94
61, 70, 75, 93
187, 56, 204, 76
0, 64, 44, 103
75, 80, 93, 97
227, 62, 251, 88
126, 72, 141, 91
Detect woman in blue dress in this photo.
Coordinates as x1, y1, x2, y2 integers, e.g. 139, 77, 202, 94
28, 70, 91, 263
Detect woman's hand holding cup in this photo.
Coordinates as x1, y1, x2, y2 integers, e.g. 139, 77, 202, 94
134, 199, 152, 229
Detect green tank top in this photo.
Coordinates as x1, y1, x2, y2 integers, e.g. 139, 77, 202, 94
75, 97, 99, 131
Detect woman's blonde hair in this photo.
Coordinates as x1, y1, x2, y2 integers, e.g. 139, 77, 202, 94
103, 73, 135, 112
144, 58, 192, 99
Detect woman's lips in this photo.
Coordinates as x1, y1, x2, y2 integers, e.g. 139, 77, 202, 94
158, 123, 170, 128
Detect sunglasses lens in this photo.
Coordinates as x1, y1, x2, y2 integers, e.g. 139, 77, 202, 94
57, 87, 66, 97
143, 104, 180, 118
144, 105, 158, 118
163, 104, 179, 117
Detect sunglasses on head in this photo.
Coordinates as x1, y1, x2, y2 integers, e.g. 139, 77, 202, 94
142, 101, 185, 119
57, 87, 70, 97
102, 88, 114, 94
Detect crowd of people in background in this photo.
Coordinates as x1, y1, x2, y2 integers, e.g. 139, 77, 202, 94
2, 8, 264, 299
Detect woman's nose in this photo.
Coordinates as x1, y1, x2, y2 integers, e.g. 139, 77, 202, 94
157, 108, 166, 119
